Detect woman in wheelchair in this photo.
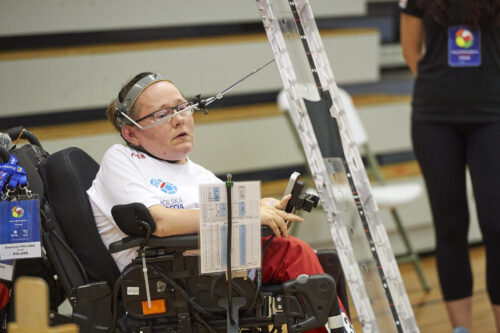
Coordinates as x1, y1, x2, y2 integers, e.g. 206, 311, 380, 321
86, 72, 348, 332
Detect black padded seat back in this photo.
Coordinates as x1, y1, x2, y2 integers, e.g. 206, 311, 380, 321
39, 147, 120, 286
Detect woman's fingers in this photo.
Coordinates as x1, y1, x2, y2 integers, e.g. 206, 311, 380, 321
275, 194, 292, 210
278, 210, 304, 223
264, 209, 303, 237
262, 214, 285, 237
267, 220, 281, 238
260, 202, 304, 238
277, 216, 289, 237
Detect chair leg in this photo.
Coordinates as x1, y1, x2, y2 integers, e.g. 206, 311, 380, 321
390, 208, 430, 292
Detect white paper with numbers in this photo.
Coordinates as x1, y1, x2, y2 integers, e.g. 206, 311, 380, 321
199, 181, 261, 274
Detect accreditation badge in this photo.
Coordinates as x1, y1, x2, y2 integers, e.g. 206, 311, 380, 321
0, 198, 41, 260
448, 26, 481, 67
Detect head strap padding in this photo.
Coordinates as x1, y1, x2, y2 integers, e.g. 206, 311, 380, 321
115, 73, 166, 127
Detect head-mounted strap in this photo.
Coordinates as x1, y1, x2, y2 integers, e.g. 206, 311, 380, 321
115, 73, 166, 126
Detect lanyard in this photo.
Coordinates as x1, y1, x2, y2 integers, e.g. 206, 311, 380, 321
0, 155, 29, 200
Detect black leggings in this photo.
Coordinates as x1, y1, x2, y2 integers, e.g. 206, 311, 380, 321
412, 120, 500, 304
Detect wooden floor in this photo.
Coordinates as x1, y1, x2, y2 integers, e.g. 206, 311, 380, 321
347, 245, 496, 332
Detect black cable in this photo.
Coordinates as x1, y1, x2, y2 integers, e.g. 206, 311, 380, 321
209, 275, 221, 300
190, 310, 218, 333
225, 175, 235, 325
247, 233, 275, 315
245, 268, 262, 314
262, 235, 275, 257
148, 265, 214, 317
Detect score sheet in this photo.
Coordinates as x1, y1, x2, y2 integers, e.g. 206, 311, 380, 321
199, 181, 261, 274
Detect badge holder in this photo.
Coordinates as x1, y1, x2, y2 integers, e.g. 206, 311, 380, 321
0, 153, 41, 282
448, 25, 481, 67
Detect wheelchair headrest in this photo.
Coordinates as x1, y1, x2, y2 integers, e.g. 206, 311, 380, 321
6, 126, 43, 148
111, 203, 156, 237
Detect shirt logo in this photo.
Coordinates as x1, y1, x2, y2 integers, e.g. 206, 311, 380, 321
455, 28, 474, 48
130, 152, 146, 159
150, 178, 178, 194
12, 206, 24, 218
160, 198, 184, 209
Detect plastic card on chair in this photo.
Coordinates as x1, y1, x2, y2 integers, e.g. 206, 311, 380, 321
199, 181, 261, 274
0, 198, 41, 260
0, 259, 14, 281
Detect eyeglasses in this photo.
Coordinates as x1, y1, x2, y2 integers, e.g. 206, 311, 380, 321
120, 101, 198, 130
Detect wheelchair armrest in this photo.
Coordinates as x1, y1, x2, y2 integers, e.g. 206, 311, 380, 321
109, 225, 275, 254
109, 234, 199, 253
111, 203, 156, 236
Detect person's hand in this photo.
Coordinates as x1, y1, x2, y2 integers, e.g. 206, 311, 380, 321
260, 194, 304, 237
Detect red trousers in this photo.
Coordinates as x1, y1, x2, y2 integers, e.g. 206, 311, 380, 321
0, 282, 9, 311
261, 235, 345, 333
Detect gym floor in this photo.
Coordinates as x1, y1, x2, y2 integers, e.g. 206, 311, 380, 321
348, 245, 495, 332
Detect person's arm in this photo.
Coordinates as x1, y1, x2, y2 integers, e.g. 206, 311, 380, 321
149, 194, 303, 238
149, 205, 200, 237
400, 13, 425, 75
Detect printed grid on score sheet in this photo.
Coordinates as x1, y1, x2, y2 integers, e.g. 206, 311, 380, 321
199, 181, 261, 274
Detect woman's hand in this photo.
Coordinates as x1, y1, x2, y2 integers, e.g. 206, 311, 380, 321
260, 194, 304, 237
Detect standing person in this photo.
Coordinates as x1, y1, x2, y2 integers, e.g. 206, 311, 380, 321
400, 0, 500, 332
87, 72, 346, 333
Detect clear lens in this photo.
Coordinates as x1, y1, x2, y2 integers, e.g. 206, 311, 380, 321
140, 102, 197, 130
176, 101, 191, 111
152, 109, 173, 122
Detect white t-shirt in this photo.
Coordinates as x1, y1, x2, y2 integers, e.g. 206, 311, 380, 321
87, 144, 221, 271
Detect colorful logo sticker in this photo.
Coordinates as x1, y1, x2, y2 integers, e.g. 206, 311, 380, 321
150, 178, 178, 194
448, 26, 481, 67
11, 206, 24, 218
455, 28, 474, 48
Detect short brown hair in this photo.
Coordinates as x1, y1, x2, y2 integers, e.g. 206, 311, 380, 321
106, 72, 154, 132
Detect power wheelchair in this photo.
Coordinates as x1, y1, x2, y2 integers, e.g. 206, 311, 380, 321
0, 127, 349, 333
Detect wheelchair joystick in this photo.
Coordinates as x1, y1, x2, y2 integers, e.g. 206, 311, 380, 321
138, 220, 154, 310
285, 179, 320, 215
141, 253, 152, 309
